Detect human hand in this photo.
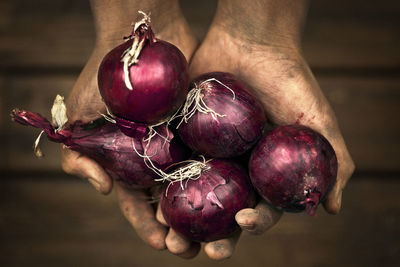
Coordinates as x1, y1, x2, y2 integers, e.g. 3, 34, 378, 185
165, 0, 355, 260
190, 0, 355, 215
61, 0, 197, 250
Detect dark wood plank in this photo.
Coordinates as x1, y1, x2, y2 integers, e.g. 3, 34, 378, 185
319, 75, 400, 171
0, 0, 94, 69
0, 175, 399, 266
0, 0, 399, 69
303, 0, 400, 68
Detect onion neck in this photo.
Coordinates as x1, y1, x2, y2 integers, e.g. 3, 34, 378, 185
121, 11, 156, 90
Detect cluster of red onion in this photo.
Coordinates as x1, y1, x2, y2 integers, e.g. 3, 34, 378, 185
11, 12, 338, 243
95, 12, 262, 242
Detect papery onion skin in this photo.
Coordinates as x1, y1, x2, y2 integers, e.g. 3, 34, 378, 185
98, 38, 189, 124
249, 125, 337, 215
11, 109, 189, 188
177, 72, 266, 158
160, 159, 256, 242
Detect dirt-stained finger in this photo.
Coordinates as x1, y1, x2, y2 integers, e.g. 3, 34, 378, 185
156, 202, 168, 226
116, 184, 167, 250
204, 231, 241, 260
236, 200, 282, 235
165, 228, 192, 255
61, 146, 112, 194
323, 144, 355, 214
176, 242, 201, 259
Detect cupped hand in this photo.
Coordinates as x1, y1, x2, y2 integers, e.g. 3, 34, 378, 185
61, 6, 198, 251
190, 25, 355, 214
167, 20, 355, 259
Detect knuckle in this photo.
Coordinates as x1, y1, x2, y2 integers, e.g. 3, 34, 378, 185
61, 159, 74, 174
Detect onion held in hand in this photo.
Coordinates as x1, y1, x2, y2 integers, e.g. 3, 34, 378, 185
160, 159, 256, 242
11, 108, 189, 188
98, 12, 189, 124
177, 72, 266, 158
249, 125, 337, 215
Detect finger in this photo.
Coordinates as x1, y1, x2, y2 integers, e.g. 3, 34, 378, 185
176, 242, 201, 259
323, 145, 355, 214
204, 231, 241, 260
116, 184, 167, 250
165, 228, 193, 255
235, 200, 282, 235
61, 146, 112, 194
323, 184, 343, 214
156, 203, 200, 258
156, 202, 168, 226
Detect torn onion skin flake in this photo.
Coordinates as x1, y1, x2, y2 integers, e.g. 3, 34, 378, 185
177, 72, 266, 158
160, 159, 256, 242
11, 109, 189, 189
249, 125, 338, 216
98, 12, 189, 125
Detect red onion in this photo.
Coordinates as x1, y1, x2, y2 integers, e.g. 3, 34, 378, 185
176, 72, 266, 158
11, 108, 189, 188
98, 12, 189, 125
160, 159, 256, 242
249, 125, 337, 215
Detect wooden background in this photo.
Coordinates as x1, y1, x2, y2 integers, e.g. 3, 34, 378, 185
1, 0, 399, 266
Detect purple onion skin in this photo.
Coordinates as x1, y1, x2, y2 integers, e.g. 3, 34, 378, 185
98, 39, 189, 124
178, 72, 266, 158
160, 159, 256, 242
249, 125, 338, 215
11, 109, 189, 188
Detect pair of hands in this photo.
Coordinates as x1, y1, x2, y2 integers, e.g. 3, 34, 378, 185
61, 5, 354, 260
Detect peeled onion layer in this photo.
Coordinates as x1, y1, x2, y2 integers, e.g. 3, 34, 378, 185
11, 109, 189, 188
249, 125, 338, 215
160, 159, 256, 242
98, 32, 189, 124
177, 72, 266, 158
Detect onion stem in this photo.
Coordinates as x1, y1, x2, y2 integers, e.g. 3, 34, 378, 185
174, 78, 236, 128
120, 11, 155, 90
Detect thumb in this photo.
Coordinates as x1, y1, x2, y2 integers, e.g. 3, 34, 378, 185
61, 146, 113, 194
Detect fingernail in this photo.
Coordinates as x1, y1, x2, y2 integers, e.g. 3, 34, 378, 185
88, 178, 101, 192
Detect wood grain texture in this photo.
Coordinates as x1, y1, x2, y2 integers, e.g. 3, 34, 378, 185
0, 0, 399, 68
0, 174, 399, 267
319, 75, 400, 171
0, 1, 399, 266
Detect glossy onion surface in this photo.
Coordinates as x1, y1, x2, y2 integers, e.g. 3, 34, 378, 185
160, 159, 256, 242
98, 39, 189, 124
178, 72, 266, 158
249, 125, 337, 215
